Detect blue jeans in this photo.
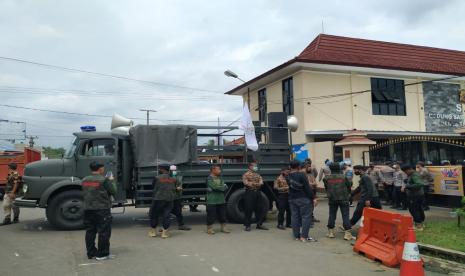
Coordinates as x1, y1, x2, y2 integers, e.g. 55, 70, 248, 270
289, 197, 313, 239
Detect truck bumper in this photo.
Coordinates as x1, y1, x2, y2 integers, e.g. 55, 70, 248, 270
14, 198, 38, 208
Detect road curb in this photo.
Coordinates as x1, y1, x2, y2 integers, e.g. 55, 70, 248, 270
419, 243, 465, 263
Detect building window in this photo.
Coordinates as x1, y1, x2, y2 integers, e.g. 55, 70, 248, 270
258, 88, 267, 122
371, 78, 406, 116
282, 77, 293, 115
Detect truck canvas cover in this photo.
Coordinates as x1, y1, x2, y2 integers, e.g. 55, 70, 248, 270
129, 125, 198, 167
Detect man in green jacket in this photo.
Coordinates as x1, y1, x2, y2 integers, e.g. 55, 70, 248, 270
82, 161, 117, 261
401, 164, 426, 231
149, 164, 178, 238
325, 164, 354, 241
206, 165, 230, 234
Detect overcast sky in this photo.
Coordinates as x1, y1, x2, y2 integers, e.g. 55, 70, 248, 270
1, 0, 464, 149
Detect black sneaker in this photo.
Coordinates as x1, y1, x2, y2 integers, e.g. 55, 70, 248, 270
277, 225, 286, 230
256, 225, 269, 230
312, 218, 320, 223
13, 217, 19, 223
178, 225, 191, 231
286, 224, 292, 228
244, 226, 251, 232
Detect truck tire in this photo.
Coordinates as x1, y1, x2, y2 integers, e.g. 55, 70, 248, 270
46, 190, 84, 230
226, 189, 269, 223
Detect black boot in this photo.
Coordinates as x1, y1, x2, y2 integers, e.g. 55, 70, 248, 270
2, 218, 11, 226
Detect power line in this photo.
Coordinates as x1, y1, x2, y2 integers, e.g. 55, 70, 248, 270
0, 85, 224, 100
0, 103, 237, 123
0, 56, 222, 94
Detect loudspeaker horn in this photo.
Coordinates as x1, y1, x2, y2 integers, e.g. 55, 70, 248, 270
111, 113, 133, 130
111, 126, 131, 136
287, 115, 299, 132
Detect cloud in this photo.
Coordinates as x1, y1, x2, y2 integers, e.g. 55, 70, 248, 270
0, 0, 464, 148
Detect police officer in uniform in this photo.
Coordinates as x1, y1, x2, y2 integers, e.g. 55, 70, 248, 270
82, 161, 117, 260
2, 163, 22, 225
169, 165, 191, 231
242, 161, 268, 231
149, 164, 178, 238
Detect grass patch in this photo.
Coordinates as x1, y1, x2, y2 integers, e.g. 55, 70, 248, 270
416, 220, 465, 252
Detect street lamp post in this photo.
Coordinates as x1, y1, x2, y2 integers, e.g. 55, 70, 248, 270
224, 70, 250, 109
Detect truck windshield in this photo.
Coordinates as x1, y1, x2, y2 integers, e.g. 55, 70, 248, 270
64, 137, 78, 158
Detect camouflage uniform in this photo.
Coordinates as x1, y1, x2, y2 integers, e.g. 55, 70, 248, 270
2, 171, 21, 224
274, 175, 291, 227
242, 170, 265, 228
82, 173, 117, 259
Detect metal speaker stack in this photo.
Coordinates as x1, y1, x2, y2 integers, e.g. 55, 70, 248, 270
267, 112, 288, 144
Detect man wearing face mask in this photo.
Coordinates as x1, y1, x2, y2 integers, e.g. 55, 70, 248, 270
349, 165, 382, 227
242, 161, 268, 231
169, 165, 191, 231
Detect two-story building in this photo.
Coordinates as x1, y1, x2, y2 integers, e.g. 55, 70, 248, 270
226, 34, 465, 167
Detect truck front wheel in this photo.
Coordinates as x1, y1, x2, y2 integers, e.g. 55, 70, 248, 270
46, 190, 84, 230
226, 189, 269, 223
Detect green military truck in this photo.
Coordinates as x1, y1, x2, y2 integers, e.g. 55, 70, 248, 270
15, 115, 291, 230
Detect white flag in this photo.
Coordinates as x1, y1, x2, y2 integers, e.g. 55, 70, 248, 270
239, 103, 259, 151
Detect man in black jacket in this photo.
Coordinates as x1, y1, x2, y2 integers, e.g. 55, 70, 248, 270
288, 160, 317, 242
349, 165, 382, 227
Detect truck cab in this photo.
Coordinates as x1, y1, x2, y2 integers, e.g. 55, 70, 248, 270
17, 131, 124, 230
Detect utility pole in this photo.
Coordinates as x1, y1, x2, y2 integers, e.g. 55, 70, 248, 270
139, 109, 157, 125
26, 136, 38, 148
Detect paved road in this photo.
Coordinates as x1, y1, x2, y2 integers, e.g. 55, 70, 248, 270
0, 200, 455, 276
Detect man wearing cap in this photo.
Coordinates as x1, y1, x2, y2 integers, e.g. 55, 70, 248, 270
401, 164, 426, 231
349, 165, 382, 227
169, 165, 191, 231
2, 163, 22, 225
82, 161, 117, 260
242, 161, 268, 231
149, 164, 178, 238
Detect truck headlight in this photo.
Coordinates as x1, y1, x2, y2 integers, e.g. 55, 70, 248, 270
22, 184, 28, 194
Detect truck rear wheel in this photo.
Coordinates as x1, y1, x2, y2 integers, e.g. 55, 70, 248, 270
227, 189, 269, 223
46, 190, 84, 230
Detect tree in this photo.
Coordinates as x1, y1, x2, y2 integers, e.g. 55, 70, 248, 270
206, 139, 215, 146
43, 146, 66, 159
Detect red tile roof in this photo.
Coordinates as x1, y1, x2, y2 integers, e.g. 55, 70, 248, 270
226, 34, 465, 95
298, 34, 465, 76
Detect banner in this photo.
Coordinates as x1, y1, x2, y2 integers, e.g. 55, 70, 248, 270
427, 166, 464, 196
292, 144, 308, 161
239, 104, 258, 151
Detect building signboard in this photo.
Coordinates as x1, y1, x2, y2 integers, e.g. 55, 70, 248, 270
423, 82, 463, 132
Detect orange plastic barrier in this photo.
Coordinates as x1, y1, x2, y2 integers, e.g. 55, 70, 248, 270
353, 207, 414, 267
